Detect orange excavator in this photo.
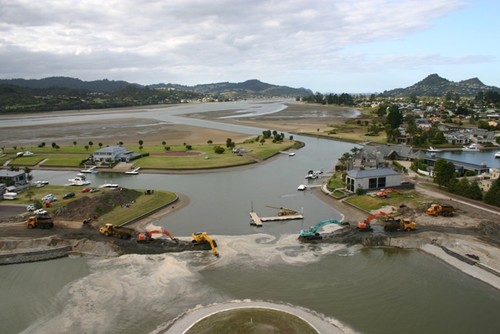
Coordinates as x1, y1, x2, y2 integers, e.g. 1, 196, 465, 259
357, 211, 390, 232
375, 188, 400, 198
137, 228, 178, 243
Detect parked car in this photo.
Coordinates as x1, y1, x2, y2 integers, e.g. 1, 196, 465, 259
63, 192, 76, 199
81, 187, 92, 193
34, 208, 47, 215
26, 204, 36, 211
41, 194, 57, 202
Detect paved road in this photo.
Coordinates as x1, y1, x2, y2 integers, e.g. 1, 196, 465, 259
162, 301, 345, 334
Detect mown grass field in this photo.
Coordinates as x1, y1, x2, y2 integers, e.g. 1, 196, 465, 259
2, 139, 295, 170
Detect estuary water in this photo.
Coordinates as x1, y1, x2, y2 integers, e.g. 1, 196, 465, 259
1, 101, 500, 334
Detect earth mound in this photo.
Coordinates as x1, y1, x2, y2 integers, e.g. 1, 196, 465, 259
54, 188, 141, 220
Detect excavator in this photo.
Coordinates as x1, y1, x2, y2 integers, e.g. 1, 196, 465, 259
375, 188, 400, 198
265, 205, 300, 216
192, 232, 219, 257
357, 211, 391, 232
299, 218, 349, 241
137, 228, 178, 243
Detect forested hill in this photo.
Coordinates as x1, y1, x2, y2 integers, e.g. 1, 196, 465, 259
382, 74, 500, 97
0, 77, 312, 113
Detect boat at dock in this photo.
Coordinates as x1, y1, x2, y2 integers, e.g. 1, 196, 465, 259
463, 143, 480, 152
427, 147, 441, 153
67, 175, 91, 186
495, 151, 500, 158
125, 167, 141, 175
80, 166, 98, 173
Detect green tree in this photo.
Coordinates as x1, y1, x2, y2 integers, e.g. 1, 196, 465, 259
73, 141, 77, 146
226, 138, 234, 148
467, 180, 483, 201
386, 105, 403, 129
207, 140, 213, 145
433, 158, 455, 188
213, 145, 225, 154
138, 140, 143, 147
484, 179, 500, 207
98, 142, 103, 148
88, 141, 93, 147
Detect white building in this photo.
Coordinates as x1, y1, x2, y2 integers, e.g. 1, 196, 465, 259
92, 146, 129, 162
345, 168, 402, 193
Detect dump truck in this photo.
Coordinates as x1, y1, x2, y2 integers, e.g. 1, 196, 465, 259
99, 223, 135, 239
426, 203, 454, 217
26, 213, 54, 229
383, 217, 416, 232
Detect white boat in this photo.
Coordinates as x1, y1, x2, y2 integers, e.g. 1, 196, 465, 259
99, 183, 120, 188
297, 184, 307, 191
495, 151, 500, 158
427, 147, 441, 153
80, 166, 98, 173
68, 175, 91, 186
125, 167, 141, 175
462, 144, 480, 152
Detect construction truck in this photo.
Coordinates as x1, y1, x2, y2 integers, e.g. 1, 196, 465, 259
426, 203, 454, 217
192, 232, 219, 257
99, 223, 135, 239
357, 211, 391, 232
383, 217, 416, 232
26, 213, 54, 229
137, 229, 178, 243
299, 218, 349, 240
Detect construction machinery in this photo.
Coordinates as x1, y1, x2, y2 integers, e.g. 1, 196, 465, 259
357, 211, 391, 232
426, 203, 454, 217
192, 232, 219, 257
299, 218, 349, 240
99, 223, 135, 239
265, 205, 300, 216
137, 229, 178, 243
26, 213, 54, 229
375, 188, 400, 198
383, 217, 416, 232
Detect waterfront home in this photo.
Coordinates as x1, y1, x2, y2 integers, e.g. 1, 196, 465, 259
0, 170, 28, 186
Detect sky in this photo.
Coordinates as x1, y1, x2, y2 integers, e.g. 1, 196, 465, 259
0, 0, 498, 93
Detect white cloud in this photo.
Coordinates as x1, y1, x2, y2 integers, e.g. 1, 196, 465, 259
1, 0, 494, 92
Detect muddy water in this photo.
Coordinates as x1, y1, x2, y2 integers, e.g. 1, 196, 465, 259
1, 102, 500, 333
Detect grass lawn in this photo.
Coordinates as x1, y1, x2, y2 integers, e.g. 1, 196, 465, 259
344, 190, 427, 212
186, 308, 317, 334
2, 140, 294, 170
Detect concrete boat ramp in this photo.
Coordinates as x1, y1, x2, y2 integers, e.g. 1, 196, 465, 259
250, 212, 304, 226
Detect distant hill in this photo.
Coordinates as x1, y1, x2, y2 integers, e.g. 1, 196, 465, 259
0, 76, 141, 93
382, 74, 500, 97
0, 77, 312, 97
149, 79, 312, 98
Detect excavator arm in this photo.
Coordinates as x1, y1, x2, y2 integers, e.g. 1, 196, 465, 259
192, 232, 219, 257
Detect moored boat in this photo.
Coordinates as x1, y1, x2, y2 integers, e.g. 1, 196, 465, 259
462, 143, 479, 152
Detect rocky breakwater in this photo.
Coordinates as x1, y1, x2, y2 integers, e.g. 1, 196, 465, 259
0, 237, 72, 265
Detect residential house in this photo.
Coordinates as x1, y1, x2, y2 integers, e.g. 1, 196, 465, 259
92, 146, 141, 163
479, 168, 500, 192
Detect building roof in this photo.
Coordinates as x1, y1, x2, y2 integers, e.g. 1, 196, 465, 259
93, 145, 127, 153
347, 167, 401, 179
0, 170, 25, 177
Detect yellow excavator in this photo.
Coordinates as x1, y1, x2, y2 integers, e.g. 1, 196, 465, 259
192, 232, 219, 257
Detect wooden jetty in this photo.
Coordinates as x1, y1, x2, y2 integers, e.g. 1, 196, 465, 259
250, 212, 304, 227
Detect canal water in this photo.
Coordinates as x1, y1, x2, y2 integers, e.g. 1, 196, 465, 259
1, 101, 500, 334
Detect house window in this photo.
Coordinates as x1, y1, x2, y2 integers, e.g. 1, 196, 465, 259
346, 177, 355, 192
368, 178, 377, 189
378, 177, 386, 188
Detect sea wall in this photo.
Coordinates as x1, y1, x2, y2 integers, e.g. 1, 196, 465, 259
0, 245, 72, 265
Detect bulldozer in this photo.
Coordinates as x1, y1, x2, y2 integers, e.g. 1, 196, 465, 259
383, 217, 416, 232
265, 205, 300, 216
26, 213, 54, 229
192, 232, 219, 257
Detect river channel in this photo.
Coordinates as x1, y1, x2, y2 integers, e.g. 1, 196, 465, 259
1, 101, 500, 334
